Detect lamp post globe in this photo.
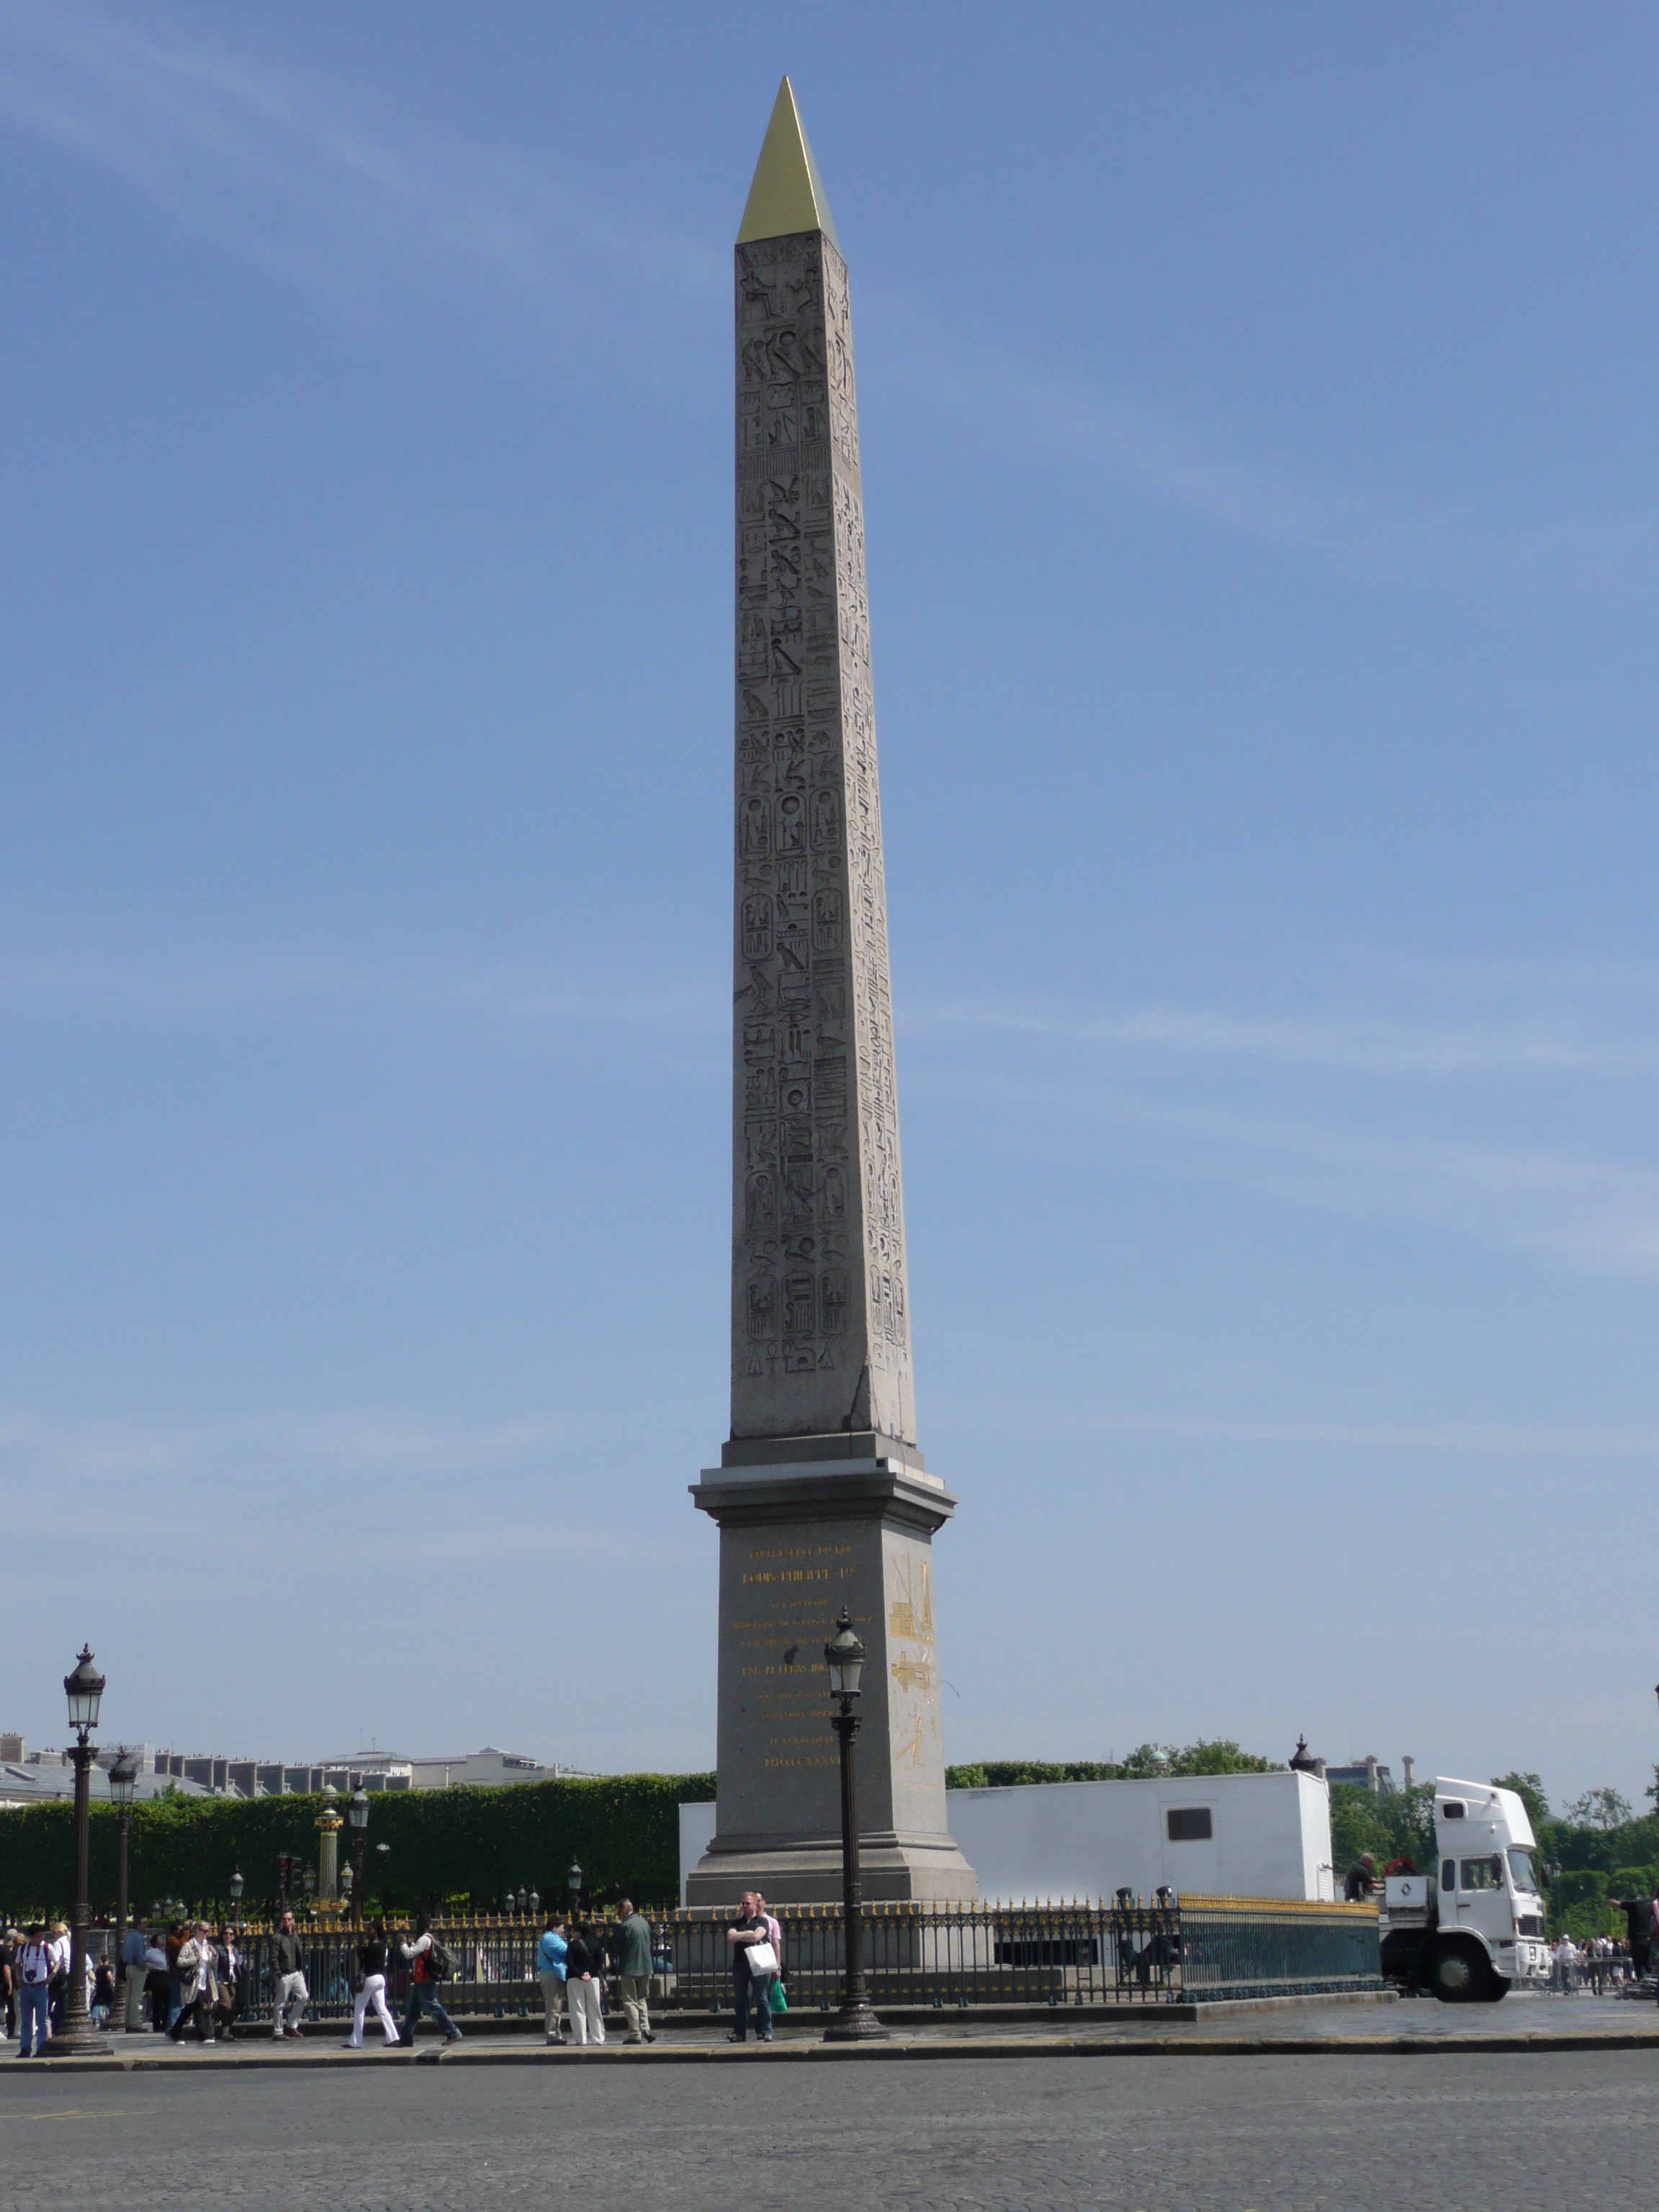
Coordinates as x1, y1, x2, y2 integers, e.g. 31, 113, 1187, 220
824, 1611, 866, 1698
50, 1646, 112, 2055
64, 1645, 106, 1734
568, 1858, 583, 1906
821, 1609, 886, 2043
529, 1889, 541, 1920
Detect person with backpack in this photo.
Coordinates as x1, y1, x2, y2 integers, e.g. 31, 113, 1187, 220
14, 1924, 54, 2057
562, 1920, 606, 2046
397, 1915, 462, 2045
535, 1907, 569, 2044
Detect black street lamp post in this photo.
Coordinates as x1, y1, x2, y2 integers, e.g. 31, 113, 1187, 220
568, 1858, 583, 1914
109, 1748, 140, 2033
229, 1867, 244, 1943
52, 1646, 112, 2056
822, 1609, 887, 2042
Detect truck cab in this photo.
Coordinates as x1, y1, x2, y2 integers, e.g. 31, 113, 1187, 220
1380, 1776, 1550, 2001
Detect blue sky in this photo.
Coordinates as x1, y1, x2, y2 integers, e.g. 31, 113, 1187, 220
3, 2, 1657, 1817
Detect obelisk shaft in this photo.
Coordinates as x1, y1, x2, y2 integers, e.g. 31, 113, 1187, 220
688, 81, 975, 1907
730, 219, 915, 1452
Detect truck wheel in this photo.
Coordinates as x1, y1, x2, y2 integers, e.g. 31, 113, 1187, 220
1483, 1975, 1511, 2004
1425, 1940, 1489, 2003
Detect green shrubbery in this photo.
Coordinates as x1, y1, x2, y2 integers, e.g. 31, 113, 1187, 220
0, 1771, 716, 1920
945, 1741, 1280, 1791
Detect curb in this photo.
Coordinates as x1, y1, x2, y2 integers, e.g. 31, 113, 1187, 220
15, 2026, 1659, 2074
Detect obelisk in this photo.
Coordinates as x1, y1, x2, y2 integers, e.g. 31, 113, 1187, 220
688, 79, 976, 1906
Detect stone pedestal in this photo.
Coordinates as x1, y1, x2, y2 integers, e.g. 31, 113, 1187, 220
687, 1442, 976, 1907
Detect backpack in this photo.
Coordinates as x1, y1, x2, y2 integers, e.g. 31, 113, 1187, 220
425, 1940, 451, 1982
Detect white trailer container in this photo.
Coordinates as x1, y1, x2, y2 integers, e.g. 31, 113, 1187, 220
680, 1769, 1334, 1905
944, 1770, 1334, 1902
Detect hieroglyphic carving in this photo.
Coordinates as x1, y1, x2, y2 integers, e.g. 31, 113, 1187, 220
732, 228, 915, 1444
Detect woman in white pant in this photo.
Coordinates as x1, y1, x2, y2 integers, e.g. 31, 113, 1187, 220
346, 1922, 401, 2048
562, 1922, 606, 2045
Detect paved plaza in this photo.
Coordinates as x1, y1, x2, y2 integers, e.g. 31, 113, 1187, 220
1, 2041, 1657, 2210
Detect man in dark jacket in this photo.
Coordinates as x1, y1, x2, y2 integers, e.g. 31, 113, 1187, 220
1344, 1855, 1377, 1902
613, 1899, 655, 2045
1611, 1892, 1655, 1982
270, 1911, 308, 2038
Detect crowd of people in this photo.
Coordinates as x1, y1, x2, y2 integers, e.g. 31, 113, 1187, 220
0, 1899, 679, 2054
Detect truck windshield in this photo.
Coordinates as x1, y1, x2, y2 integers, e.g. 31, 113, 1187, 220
1507, 1848, 1539, 1894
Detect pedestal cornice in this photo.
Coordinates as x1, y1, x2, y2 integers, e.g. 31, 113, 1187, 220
691, 1459, 954, 1535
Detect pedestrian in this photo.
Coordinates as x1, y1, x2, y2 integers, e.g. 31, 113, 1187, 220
168, 1922, 219, 2043
212, 1924, 241, 2042
562, 1919, 606, 2046
164, 1917, 186, 2033
143, 1930, 171, 2033
14, 1924, 53, 2057
1611, 1894, 1652, 1983
46, 1920, 71, 2038
346, 1919, 400, 2048
91, 1954, 116, 2026
0, 1928, 15, 2043
612, 1897, 656, 2045
725, 1892, 777, 2044
1343, 1854, 1377, 1903
120, 1919, 149, 2033
535, 1906, 569, 2044
270, 1908, 309, 2039
397, 1915, 462, 2045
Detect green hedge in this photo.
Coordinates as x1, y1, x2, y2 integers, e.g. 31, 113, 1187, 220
0, 1772, 716, 1921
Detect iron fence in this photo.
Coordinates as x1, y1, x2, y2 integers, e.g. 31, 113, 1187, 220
64, 1894, 1380, 2024
664, 1895, 1382, 2011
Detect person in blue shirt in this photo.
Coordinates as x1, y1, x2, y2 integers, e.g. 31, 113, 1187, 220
536, 1909, 569, 2044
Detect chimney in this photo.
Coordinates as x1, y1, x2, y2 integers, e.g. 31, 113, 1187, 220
1402, 1754, 1416, 1789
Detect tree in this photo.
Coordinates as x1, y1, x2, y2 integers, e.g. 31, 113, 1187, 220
1491, 1772, 1550, 1831
1565, 1787, 1633, 1832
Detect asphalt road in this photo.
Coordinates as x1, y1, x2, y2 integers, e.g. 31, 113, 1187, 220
1, 2049, 1655, 2211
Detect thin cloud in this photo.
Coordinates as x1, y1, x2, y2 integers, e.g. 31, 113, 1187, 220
908, 996, 1659, 1076
0, 1406, 595, 1480
0, 950, 722, 1037
910, 1058, 1659, 1282
0, 0, 718, 315
873, 299, 1659, 590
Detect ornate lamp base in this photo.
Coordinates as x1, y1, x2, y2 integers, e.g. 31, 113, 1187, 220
822, 2000, 889, 2043
44, 2026, 113, 2058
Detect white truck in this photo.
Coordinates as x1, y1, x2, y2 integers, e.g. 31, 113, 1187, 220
1378, 1776, 1550, 2002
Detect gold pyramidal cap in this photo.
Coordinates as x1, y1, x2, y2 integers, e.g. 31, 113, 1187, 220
736, 76, 840, 251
